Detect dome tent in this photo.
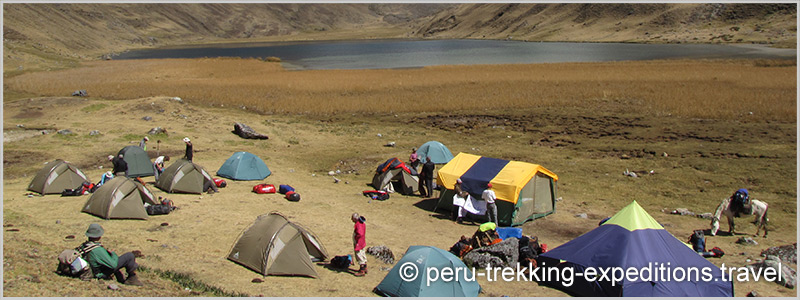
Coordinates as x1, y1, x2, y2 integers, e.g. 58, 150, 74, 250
417, 141, 454, 164
28, 160, 89, 194
216, 151, 271, 180
82, 177, 158, 220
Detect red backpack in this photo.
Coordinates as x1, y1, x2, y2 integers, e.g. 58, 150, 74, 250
252, 184, 276, 194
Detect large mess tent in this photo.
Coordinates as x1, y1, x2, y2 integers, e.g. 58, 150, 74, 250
82, 177, 158, 220
371, 158, 419, 195
228, 212, 328, 278
435, 153, 558, 226
155, 159, 214, 194
537, 201, 734, 297
118, 146, 154, 178
27, 160, 89, 194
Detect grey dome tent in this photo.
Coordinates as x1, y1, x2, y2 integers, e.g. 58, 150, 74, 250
118, 146, 154, 178
82, 177, 158, 220
155, 159, 213, 194
27, 160, 89, 194
216, 151, 271, 180
228, 212, 328, 278
371, 158, 419, 195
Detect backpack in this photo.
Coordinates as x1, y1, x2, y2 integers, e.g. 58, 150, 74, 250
449, 240, 473, 258
61, 181, 91, 197
688, 230, 706, 252
213, 178, 227, 188
279, 184, 295, 194
57, 242, 100, 280
146, 204, 172, 215
285, 191, 301, 202
518, 236, 538, 262
252, 184, 276, 194
330, 255, 352, 269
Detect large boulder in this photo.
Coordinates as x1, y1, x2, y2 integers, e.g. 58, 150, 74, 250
747, 255, 796, 289
761, 243, 797, 264
463, 237, 519, 269
233, 122, 269, 140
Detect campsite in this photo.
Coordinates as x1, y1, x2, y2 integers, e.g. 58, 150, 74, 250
2, 3, 798, 298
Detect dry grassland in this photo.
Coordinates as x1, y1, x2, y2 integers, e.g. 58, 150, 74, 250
4, 58, 796, 121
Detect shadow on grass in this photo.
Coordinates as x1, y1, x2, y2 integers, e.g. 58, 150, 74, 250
317, 262, 357, 275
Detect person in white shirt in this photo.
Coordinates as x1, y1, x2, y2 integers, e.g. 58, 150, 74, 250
153, 155, 170, 180
482, 183, 498, 225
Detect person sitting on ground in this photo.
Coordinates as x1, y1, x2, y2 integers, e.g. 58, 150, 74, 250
183, 137, 193, 161
153, 155, 170, 180
138, 136, 149, 151
111, 154, 128, 177
78, 223, 143, 286
409, 148, 420, 170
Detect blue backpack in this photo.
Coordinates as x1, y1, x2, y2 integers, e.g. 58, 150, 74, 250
279, 184, 295, 194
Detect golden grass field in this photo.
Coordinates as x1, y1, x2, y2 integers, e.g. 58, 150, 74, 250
2, 58, 797, 297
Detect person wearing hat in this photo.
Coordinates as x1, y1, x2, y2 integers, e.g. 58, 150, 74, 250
183, 137, 193, 161
482, 183, 498, 225
452, 178, 469, 224
409, 148, 420, 170
138, 136, 149, 151
111, 154, 128, 177
97, 171, 114, 188
77, 224, 143, 286
351, 213, 368, 277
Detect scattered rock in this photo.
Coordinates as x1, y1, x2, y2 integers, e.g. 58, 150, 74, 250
170, 97, 183, 103
108, 283, 120, 290
232, 122, 269, 139
463, 237, 519, 269
376, 133, 382, 137
72, 90, 88, 97
142, 116, 152, 121
3, 224, 13, 227
736, 237, 758, 245
384, 141, 396, 147
698, 213, 714, 220
555, 197, 563, 202
328, 171, 335, 176
160, 223, 169, 226
55, 220, 61, 224
65, 235, 75, 239
622, 169, 638, 177
380, 267, 391, 271
670, 208, 695, 216
740, 252, 748, 256
333, 177, 340, 184
251, 278, 264, 283
57, 129, 73, 135
746, 291, 758, 297
367, 245, 395, 264
16, 124, 25, 128
29, 275, 41, 283
760, 243, 797, 264
89, 130, 101, 136
146, 239, 158, 242
748, 255, 796, 288
575, 213, 588, 219
147, 127, 167, 135
6, 228, 20, 232
662, 152, 669, 157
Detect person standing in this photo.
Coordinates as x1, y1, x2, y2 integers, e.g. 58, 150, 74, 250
153, 155, 170, 180
183, 137, 193, 161
138, 136, 149, 151
419, 157, 435, 198
482, 183, 498, 225
351, 213, 367, 277
452, 178, 469, 223
78, 223, 143, 286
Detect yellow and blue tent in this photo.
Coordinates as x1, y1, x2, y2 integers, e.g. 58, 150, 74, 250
435, 153, 558, 226
537, 201, 734, 297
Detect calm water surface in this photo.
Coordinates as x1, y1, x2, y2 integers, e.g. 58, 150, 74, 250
114, 39, 797, 70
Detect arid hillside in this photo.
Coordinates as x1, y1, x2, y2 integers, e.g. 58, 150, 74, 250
415, 3, 796, 46
3, 3, 796, 73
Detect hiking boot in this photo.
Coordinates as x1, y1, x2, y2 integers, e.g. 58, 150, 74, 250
124, 274, 144, 286
354, 264, 367, 277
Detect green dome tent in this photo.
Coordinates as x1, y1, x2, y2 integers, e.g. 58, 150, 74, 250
118, 146, 154, 178
155, 159, 214, 194
374, 245, 481, 297
82, 177, 158, 220
216, 151, 271, 181
27, 160, 89, 194
417, 141, 454, 164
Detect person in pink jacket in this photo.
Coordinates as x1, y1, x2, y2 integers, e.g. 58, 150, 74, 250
352, 213, 367, 277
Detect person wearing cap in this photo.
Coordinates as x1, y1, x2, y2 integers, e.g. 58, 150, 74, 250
77, 224, 143, 286
351, 213, 368, 277
452, 178, 469, 223
482, 183, 498, 225
183, 137, 193, 161
111, 154, 128, 177
138, 136, 149, 151
409, 148, 420, 170
419, 156, 436, 198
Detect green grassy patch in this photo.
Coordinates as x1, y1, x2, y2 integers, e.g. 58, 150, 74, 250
81, 104, 108, 113
138, 266, 248, 297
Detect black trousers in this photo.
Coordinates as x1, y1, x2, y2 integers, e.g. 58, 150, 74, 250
113, 252, 138, 282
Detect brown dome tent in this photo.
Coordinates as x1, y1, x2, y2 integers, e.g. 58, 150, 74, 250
228, 212, 328, 278
27, 160, 89, 194
155, 159, 213, 194
82, 177, 158, 219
